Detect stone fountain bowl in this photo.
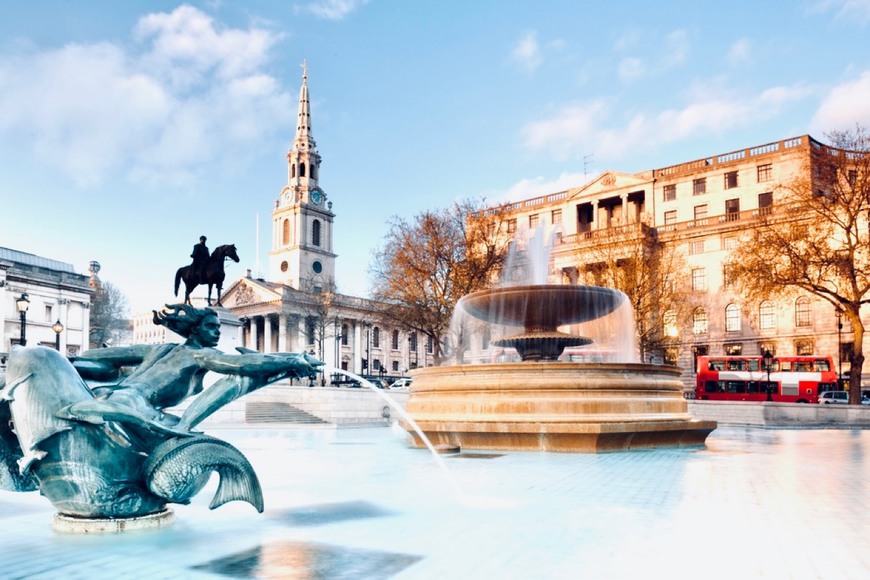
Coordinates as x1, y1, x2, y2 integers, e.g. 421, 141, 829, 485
458, 285, 625, 331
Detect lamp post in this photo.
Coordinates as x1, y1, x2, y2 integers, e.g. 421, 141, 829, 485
52, 319, 64, 351
762, 349, 774, 402
16, 293, 30, 346
308, 348, 316, 387
836, 308, 843, 390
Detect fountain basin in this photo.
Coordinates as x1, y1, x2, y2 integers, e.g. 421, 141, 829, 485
402, 362, 716, 452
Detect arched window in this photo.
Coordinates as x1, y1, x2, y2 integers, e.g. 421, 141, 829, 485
282, 219, 291, 245
795, 297, 811, 327
312, 219, 321, 247
759, 301, 776, 329
693, 308, 708, 335
391, 329, 400, 350
300, 162, 306, 177
373, 326, 380, 348
725, 303, 741, 332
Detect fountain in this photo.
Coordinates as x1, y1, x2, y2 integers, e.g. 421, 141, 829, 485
401, 227, 716, 452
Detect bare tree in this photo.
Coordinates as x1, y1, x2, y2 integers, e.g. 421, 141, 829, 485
727, 126, 870, 404
89, 280, 130, 348
369, 199, 512, 362
575, 224, 692, 362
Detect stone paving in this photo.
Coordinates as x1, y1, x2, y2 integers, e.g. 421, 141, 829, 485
0, 424, 868, 579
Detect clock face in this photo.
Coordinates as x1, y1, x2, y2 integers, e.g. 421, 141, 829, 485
310, 189, 323, 205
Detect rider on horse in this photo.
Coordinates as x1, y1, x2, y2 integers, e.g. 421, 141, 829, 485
190, 236, 209, 283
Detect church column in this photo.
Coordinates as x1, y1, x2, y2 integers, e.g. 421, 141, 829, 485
264, 314, 273, 353
621, 194, 628, 224
278, 314, 287, 352
353, 322, 364, 374
592, 200, 599, 230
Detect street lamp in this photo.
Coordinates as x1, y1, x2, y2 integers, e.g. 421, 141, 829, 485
16, 293, 30, 346
52, 319, 64, 351
308, 348, 316, 387
836, 308, 843, 389
762, 349, 774, 402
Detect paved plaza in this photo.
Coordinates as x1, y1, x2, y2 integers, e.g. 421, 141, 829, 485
1, 424, 868, 579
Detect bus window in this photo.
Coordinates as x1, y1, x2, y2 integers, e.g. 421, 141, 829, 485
708, 360, 725, 371
794, 362, 811, 372
780, 361, 792, 371
748, 360, 760, 371
705, 381, 718, 393
814, 359, 831, 372
726, 360, 745, 371
747, 381, 761, 394
726, 381, 745, 393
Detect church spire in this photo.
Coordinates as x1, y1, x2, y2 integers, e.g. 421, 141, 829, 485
294, 59, 315, 148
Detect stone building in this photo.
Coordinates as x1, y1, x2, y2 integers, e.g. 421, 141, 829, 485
470, 135, 858, 390
217, 66, 432, 383
0, 247, 92, 367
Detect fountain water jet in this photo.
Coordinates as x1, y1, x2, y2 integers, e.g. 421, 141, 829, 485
401, 226, 716, 452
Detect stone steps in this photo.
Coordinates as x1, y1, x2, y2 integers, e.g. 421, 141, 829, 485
245, 401, 330, 424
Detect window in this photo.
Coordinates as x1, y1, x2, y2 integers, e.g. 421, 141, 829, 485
690, 240, 704, 255
694, 205, 708, 220
724, 171, 738, 189
693, 178, 706, 196
692, 268, 707, 292
392, 361, 400, 372
427, 336, 434, 354
722, 236, 739, 250
507, 219, 517, 233
663, 184, 676, 201
312, 219, 321, 247
724, 343, 743, 355
529, 214, 539, 229
725, 198, 740, 221
795, 339, 814, 356
759, 301, 776, 329
664, 210, 677, 225
663, 310, 678, 337
795, 297, 811, 327
341, 324, 349, 346
299, 162, 306, 177
693, 308, 708, 334
282, 219, 291, 245
372, 326, 380, 348
757, 163, 772, 182
759, 342, 776, 357
410, 332, 418, 352
664, 347, 678, 365
391, 329, 400, 350
45, 305, 53, 323
758, 191, 773, 216
551, 209, 562, 224
725, 303, 741, 332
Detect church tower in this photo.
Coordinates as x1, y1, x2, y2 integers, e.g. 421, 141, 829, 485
269, 62, 336, 291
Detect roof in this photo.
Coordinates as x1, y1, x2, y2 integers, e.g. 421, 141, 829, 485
0, 247, 77, 273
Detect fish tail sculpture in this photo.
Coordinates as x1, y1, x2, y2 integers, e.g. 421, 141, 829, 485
144, 435, 264, 512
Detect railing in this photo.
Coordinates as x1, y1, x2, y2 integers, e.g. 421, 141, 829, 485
654, 136, 806, 178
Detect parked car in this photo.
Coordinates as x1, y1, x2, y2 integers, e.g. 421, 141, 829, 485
390, 378, 412, 391
819, 391, 849, 404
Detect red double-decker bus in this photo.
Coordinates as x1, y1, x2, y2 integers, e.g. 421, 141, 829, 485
695, 355, 837, 404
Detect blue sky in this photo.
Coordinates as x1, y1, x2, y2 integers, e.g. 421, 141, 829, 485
2, 0, 870, 314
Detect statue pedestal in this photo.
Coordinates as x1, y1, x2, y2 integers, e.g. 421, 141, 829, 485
53, 508, 175, 534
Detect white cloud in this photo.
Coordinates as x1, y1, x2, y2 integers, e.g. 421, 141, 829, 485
500, 171, 590, 203
300, 0, 370, 20
0, 5, 292, 188
810, 70, 870, 132
617, 57, 646, 83
510, 31, 542, 73
520, 83, 815, 162
810, 0, 870, 23
615, 28, 690, 84
727, 38, 752, 66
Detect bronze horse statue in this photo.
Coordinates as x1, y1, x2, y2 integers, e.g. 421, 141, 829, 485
175, 244, 240, 306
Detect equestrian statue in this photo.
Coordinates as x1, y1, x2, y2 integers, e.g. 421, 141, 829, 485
175, 241, 239, 306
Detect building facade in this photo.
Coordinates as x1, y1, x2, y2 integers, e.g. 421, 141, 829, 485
218, 67, 432, 383
471, 135, 858, 391
1, 247, 93, 367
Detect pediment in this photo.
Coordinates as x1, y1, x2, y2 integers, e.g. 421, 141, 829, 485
566, 171, 651, 201
220, 278, 282, 308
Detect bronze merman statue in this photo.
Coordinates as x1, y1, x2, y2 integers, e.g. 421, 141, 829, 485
0, 304, 322, 521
